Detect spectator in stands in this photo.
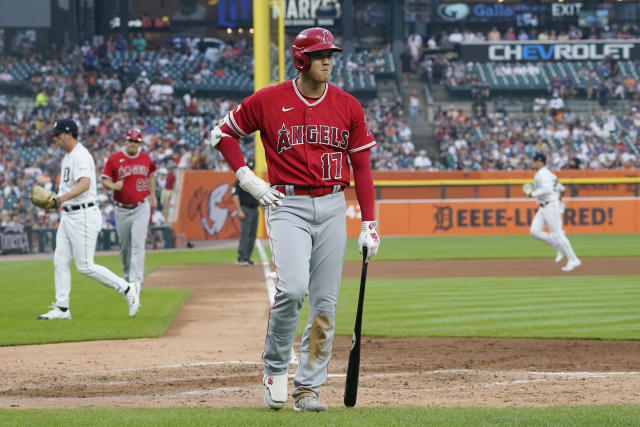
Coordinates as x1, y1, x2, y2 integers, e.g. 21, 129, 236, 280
407, 31, 423, 64
598, 84, 610, 107
160, 166, 176, 223
503, 27, 516, 41
549, 92, 564, 120
426, 36, 438, 51
487, 26, 501, 41
414, 150, 432, 170
132, 34, 147, 52
409, 90, 420, 126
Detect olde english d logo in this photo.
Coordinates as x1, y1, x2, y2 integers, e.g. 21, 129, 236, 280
63, 167, 70, 182
433, 205, 453, 232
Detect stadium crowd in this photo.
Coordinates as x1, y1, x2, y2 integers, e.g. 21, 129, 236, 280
435, 103, 640, 171
0, 35, 432, 232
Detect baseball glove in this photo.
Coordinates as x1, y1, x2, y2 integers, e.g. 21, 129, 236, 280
522, 183, 533, 197
31, 185, 60, 209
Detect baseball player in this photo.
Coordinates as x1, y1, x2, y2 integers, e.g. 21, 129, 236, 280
527, 152, 581, 271
231, 160, 259, 265
37, 119, 139, 320
101, 128, 157, 300
210, 27, 380, 412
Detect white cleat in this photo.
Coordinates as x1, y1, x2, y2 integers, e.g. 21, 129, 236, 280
562, 259, 582, 272
125, 282, 140, 317
555, 251, 564, 263
263, 373, 288, 410
37, 304, 71, 320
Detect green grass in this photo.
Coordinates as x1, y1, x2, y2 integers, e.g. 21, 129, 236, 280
1, 257, 190, 346
346, 233, 640, 261
2, 405, 640, 426
2, 233, 638, 346
299, 275, 640, 340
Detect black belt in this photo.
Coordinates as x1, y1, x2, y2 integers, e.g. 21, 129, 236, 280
63, 201, 96, 212
538, 201, 550, 207
116, 201, 145, 209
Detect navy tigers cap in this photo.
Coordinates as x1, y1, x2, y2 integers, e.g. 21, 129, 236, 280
533, 152, 546, 163
49, 118, 78, 135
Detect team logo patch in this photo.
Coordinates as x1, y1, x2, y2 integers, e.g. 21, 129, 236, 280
63, 167, 70, 183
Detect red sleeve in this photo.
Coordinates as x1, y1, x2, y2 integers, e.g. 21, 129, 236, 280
347, 98, 376, 154
349, 149, 375, 221
148, 156, 157, 175
217, 136, 247, 172
221, 92, 262, 139
101, 155, 116, 180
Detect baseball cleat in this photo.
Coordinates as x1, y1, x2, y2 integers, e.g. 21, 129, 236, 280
263, 373, 287, 410
555, 251, 564, 263
125, 282, 140, 317
562, 258, 582, 272
37, 305, 71, 320
294, 395, 328, 412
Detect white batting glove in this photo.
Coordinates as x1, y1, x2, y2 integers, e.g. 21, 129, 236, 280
358, 220, 380, 263
210, 126, 223, 148
236, 166, 284, 206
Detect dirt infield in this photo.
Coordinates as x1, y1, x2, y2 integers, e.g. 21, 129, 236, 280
2, 258, 640, 409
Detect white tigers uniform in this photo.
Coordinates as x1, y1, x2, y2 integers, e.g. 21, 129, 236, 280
529, 166, 580, 269
53, 143, 131, 308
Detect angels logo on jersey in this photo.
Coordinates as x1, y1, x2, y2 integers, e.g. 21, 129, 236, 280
276, 122, 348, 154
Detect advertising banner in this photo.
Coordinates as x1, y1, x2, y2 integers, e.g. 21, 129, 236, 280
459, 40, 640, 62
175, 171, 241, 241
0, 224, 31, 255
377, 198, 640, 236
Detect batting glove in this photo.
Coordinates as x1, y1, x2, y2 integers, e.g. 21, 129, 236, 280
236, 166, 284, 206
358, 220, 380, 263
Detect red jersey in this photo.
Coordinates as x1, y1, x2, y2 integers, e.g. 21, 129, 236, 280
101, 150, 156, 204
222, 79, 375, 188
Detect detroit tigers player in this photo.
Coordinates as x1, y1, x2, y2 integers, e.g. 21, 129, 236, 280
101, 128, 157, 300
528, 152, 581, 271
210, 27, 380, 412
37, 119, 139, 320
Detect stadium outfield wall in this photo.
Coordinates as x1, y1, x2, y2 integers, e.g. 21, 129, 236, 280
174, 170, 640, 239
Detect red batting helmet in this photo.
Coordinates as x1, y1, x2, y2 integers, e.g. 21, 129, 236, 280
125, 128, 142, 142
291, 27, 342, 72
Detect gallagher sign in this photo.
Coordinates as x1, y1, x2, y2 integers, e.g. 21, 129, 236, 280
460, 41, 640, 62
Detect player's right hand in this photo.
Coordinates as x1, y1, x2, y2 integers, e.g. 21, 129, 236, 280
236, 166, 284, 206
358, 220, 380, 263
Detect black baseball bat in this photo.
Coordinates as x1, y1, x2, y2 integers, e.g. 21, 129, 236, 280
344, 248, 368, 407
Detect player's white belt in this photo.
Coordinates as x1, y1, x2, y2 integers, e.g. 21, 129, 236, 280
63, 201, 96, 212
115, 200, 145, 209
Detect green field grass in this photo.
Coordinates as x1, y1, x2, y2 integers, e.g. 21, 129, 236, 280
2, 405, 640, 426
345, 233, 640, 261
2, 234, 638, 346
2, 234, 639, 419
321, 275, 640, 340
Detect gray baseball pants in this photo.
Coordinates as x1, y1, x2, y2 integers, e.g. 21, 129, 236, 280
263, 192, 346, 395
115, 200, 150, 284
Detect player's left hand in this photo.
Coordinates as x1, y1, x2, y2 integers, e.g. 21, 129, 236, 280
30, 185, 60, 209
358, 220, 380, 263
522, 183, 533, 197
